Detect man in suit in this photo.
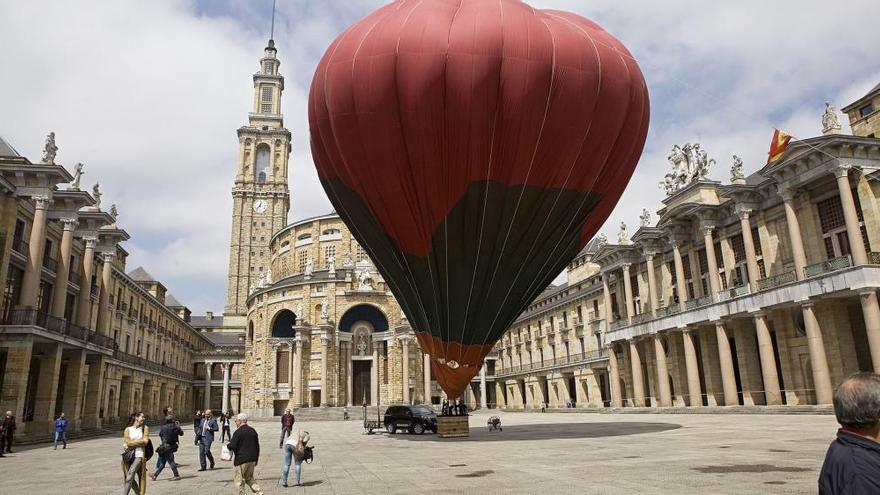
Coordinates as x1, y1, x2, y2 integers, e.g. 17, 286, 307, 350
196, 409, 219, 471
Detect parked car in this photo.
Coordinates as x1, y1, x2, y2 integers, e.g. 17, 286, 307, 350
384, 405, 438, 434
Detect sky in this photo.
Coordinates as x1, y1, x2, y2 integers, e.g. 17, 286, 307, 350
1, 0, 878, 315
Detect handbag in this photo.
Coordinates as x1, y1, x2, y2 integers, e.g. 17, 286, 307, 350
144, 439, 154, 461
122, 448, 135, 465
220, 444, 232, 462
156, 443, 169, 456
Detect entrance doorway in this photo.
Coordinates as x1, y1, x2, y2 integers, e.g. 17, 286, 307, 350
353, 360, 371, 406
310, 390, 321, 407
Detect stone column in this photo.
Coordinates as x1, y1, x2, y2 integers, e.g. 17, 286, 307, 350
737, 208, 762, 290
203, 361, 212, 410
423, 352, 432, 403
399, 336, 410, 405
0, 341, 34, 421
681, 328, 702, 407
96, 252, 114, 336
345, 342, 353, 407
860, 291, 880, 373
285, 342, 294, 391
75, 237, 97, 328
622, 264, 634, 324
780, 187, 808, 280
51, 218, 78, 318
628, 339, 645, 407
835, 165, 868, 265
82, 355, 105, 428
802, 302, 833, 404
714, 321, 739, 406
602, 273, 613, 329
605, 345, 622, 407
479, 362, 488, 409
703, 226, 721, 301
371, 341, 380, 406
672, 241, 688, 311
33, 343, 63, 429
20, 196, 51, 307
320, 334, 330, 406
646, 253, 659, 317
293, 337, 303, 407
221, 363, 231, 413
61, 349, 87, 429
653, 334, 671, 407
753, 312, 782, 405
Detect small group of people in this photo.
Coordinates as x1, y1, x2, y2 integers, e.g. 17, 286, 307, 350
0, 410, 16, 456
120, 405, 311, 493
441, 399, 468, 416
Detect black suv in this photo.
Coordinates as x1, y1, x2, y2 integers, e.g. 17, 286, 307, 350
383, 405, 438, 434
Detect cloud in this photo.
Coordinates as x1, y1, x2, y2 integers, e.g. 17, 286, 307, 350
2, 0, 877, 309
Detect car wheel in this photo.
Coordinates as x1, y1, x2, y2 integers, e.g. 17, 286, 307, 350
413, 423, 425, 435
386, 423, 396, 434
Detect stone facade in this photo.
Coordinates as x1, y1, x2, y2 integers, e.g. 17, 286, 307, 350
843, 83, 880, 139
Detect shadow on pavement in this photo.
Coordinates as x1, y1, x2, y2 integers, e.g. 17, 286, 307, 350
383, 421, 681, 442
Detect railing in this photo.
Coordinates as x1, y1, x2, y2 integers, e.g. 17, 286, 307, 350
805, 255, 852, 278
870, 252, 880, 265
756, 270, 797, 291
112, 349, 193, 381
11, 237, 28, 255
632, 313, 652, 324
684, 295, 711, 310
42, 256, 58, 272
496, 348, 607, 376
0, 308, 116, 350
717, 284, 750, 302
655, 304, 681, 318
609, 319, 626, 330
90, 285, 99, 297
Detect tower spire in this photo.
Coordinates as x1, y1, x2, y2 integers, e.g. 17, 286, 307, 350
270, 0, 276, 42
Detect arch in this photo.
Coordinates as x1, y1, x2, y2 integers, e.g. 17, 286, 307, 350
338, 304, 388, 333
255, 143, 270, 183
271, 309, 297, 338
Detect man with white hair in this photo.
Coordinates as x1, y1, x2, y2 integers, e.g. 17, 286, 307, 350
227, 413, 263, 495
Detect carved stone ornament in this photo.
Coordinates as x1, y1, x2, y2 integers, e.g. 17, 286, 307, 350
70, 162, 84, 190
822, 101, 842, 134
92, 183, 102, 209
639, 209, 651, 227
659, 143, 715, 196
357, 268, 374, 290
304, 258, 313, 276
596, 233, 607, 246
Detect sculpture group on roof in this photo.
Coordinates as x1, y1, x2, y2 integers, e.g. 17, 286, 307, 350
659, 143, 715, 196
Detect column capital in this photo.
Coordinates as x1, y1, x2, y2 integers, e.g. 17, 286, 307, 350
320, 334, 331, 345
398, 335, 411, 345
801, 301, 815, 310
750, 310, 768, 319
60, 217, 79, 231
833, 163, 853, 179
680, 326, 696, 335
32, 195, 51, 209
372, 340, 383, 350
701, 224, 716, 237
83, 236, 98, 249
671, 239, 685, 250
777, 185, 796, 202
860, 290, 878, 298
101, 251, 115, 262
205, 360, 213, 367
735, 205, 752, 221
643, 250, 657, 260
621, 262, 632, 272
221, 362, 230, 371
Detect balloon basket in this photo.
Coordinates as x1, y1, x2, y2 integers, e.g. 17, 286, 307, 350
437, 415, 470, 438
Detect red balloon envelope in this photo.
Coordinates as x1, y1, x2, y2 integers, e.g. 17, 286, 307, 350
309, 0, 649, 399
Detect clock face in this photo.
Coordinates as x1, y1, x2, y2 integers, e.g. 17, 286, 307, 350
253, 199, 268, 213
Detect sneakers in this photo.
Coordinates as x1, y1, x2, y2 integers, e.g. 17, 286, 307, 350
170, 476, 181, 481
148, 474, 157, 481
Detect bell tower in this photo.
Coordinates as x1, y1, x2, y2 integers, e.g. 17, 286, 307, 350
224, 38, 291, 324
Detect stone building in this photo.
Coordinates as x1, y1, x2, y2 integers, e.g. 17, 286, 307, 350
497, 88, 880, 410
843, 83, 879, 139
0, 136, 214, 440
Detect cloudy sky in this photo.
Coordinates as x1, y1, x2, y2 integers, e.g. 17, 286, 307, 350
1, 0, 878, 315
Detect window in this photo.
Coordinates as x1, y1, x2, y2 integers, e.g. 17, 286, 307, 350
860, 104, 875, 118
356, 244, 368, 262
313, 283, 324, 294
261, 103, 272, 113
261, 86, 273, 102
322, 228, 340, 236
263, 61, 273, 74
255, 143, 270, 182
817, 194, 871, 258
298, 251, 308, 272
324, 245, 336, 263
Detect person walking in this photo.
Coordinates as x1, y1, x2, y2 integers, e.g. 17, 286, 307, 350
193, 410, 202, 446
122, 411, 150, 495
819, 372, 880, 494
197, 409, 218, 471
227, 413, 264, 495
279, 409, 295, 448
280, 427, 310, 487
53, 412, 68, 450
221, 411, 232, 443
150, 415, 183, 482
2, 411, 16, 453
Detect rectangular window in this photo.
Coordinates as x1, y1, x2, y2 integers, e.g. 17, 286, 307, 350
261, 103, 272, 113
356, 244, 368, 262
299, 250, 308, 272
276, 350, 290, 383
313, 283, 324, 294
261, 86, 272, 102
263, 61, 273, 74
860, 104, 875, 118
324, 245, 336, 265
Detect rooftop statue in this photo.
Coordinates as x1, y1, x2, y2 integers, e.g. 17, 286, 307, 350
730, 155, 744, 182
639, 208, 651, 227
659, 143, 715, 196
41, 132, 58, 165
596, 233, 607, 246
92, 183, 102, 209
70, 162, 84, 190
618, 221, 629, 244
822, 102, 842, 134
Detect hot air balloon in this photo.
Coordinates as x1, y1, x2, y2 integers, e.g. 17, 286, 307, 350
309, 0, 649, 399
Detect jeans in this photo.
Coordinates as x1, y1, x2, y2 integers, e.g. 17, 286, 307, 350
53, 431, 67, 449
281, 444, 303, 485
154, 447, 179, 477
123, 457, 143, 495
199, 439, 214, 469
222, 425, 231, 442
279, 427, 291, 447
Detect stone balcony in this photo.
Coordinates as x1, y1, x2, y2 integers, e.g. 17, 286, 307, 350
605, 264, 880, 343
496, 349, 608, 377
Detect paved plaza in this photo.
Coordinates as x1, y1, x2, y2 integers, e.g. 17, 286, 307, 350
0, 410, 838, 494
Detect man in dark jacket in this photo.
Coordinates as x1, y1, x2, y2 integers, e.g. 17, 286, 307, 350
2, 411, 16, 453
819, 372, 880, 494
196, 409, 219, 471
228, 413, 263, 495
150, 416, 184, 481
279, 409, 295, 448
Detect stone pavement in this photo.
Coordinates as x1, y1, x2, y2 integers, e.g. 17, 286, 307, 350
0, 410, 838, 494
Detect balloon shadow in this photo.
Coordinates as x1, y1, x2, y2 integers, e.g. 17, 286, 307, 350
384, 421, 681, 442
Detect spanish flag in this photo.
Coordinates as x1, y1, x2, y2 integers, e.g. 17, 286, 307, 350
767, 129, 792, 164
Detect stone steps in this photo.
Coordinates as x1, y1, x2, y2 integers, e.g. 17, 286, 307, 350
501, 405, 834, 415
